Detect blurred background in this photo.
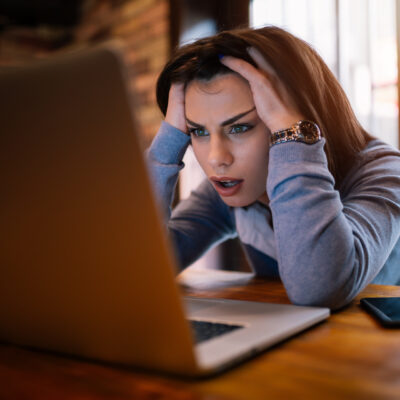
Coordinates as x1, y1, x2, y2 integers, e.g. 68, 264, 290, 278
1, 0, 398, 271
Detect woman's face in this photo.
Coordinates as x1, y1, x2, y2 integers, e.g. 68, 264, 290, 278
185, 73, 270, 207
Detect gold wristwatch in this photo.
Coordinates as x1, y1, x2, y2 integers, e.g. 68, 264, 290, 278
270, 120, 321, 146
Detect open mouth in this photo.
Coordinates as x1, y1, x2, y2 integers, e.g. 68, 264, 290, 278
216, 180, 242, 188
210, 177, 244, 197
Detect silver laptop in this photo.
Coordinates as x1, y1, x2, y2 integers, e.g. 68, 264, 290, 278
0, 43, 329, 377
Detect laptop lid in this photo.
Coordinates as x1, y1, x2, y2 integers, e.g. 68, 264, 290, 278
0, 43, 199, 375
0, 44, 331, 378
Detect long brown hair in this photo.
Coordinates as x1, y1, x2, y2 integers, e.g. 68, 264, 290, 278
156, 26, 374, 189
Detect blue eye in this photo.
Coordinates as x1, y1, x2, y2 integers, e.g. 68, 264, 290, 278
188, 127, 209, 137
229, 124, 252, 134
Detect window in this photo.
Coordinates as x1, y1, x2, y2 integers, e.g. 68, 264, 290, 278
250, 0, 399, 147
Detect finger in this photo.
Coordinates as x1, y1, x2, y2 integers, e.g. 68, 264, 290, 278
220, 55, 267, 86
166, 82, 187, 133
247, 47, 293, 109
169, 82, 185, 102
247, 47, 276, 77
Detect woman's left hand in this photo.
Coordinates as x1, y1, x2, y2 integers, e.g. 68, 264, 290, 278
220, 47, 304, 133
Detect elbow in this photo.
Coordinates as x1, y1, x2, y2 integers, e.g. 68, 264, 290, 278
282, 251, 358, 311
281, 247, 361, 310
287, 289, 352, 311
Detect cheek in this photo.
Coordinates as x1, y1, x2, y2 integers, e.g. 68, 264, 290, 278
236, 137, 269, 167
250, 153, 269, 183
254, 146, 269, 167
240, 142, 270, 183
249, 130, 270, 172
191, 141, 209, 169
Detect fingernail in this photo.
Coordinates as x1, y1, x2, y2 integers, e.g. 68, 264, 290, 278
218, 53, 224, 60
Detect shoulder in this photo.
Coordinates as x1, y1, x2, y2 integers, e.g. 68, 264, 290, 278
361, 138, 400, 162
340, 138, 400, 198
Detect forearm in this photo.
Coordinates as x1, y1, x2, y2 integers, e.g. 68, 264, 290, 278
168, 179, 237, 270
267, 140, 400, 310
146, 121, 190, 218
147, 123, 236, 271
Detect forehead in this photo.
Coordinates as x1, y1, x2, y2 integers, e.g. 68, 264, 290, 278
185, 73, 254, 122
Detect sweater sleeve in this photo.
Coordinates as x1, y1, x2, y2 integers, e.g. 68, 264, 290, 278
147, 122, 237, 271
267, 139, 400, 310
146, 121, 191, 218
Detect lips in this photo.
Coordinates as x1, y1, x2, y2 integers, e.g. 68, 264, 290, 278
210, 176, 244, 197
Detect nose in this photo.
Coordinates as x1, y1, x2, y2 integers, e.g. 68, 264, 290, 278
207, 134, 233, 169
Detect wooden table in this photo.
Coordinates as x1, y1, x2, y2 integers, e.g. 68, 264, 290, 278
1, 270, 400, 400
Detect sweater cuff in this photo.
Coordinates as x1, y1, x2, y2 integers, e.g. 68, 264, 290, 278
267, 138, 330, 197
150, 121, 191, 164
269, 137, 327, 165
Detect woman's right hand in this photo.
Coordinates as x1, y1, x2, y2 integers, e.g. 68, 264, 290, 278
165, 83, 187, 134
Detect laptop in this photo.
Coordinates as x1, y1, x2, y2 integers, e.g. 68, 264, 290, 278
0, 43, 330, 377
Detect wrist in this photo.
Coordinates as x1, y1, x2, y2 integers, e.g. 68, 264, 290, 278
164, 116, 188, 135
270, 120, 321, 146
151, 121, 191, 164
268, 114, 305, 133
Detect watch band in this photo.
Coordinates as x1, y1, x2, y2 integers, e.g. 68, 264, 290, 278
270, 120, 321, 146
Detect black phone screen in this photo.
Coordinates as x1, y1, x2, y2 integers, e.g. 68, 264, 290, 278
360, 297, 400, 327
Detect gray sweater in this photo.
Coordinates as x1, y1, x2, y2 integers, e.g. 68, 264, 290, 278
148, 121, 400, 310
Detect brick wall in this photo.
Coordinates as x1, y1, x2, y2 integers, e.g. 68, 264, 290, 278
112, 0, 170, 143
0, 0, 170, 143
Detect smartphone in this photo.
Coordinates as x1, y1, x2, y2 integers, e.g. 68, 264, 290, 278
360, 297, 400, 327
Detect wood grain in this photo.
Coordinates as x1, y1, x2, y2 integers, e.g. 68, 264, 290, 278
1, 270, 399, 400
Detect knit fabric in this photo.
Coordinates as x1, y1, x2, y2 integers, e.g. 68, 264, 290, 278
147, 121, 400, 309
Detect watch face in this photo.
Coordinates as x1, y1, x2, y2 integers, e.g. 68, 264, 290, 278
271, 120, 321, 146
297, 120, 321, 144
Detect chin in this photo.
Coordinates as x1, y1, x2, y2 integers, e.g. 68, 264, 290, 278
220, 196, 255, 208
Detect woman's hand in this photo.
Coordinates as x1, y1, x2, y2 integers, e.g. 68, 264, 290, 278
220, 47, 304, 133
165, 83, 188, 134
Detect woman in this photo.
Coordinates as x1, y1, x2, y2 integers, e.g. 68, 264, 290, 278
147, 26, 400, 310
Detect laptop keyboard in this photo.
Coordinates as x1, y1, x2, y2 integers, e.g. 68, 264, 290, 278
189, 320, 243, 344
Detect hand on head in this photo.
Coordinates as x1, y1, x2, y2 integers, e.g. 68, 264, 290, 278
165, 82, 187, 134
219, 47, 304, 133
164, 47, 304, 136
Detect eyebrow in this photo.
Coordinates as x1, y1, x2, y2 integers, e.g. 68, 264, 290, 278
186, 106, 256, 128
